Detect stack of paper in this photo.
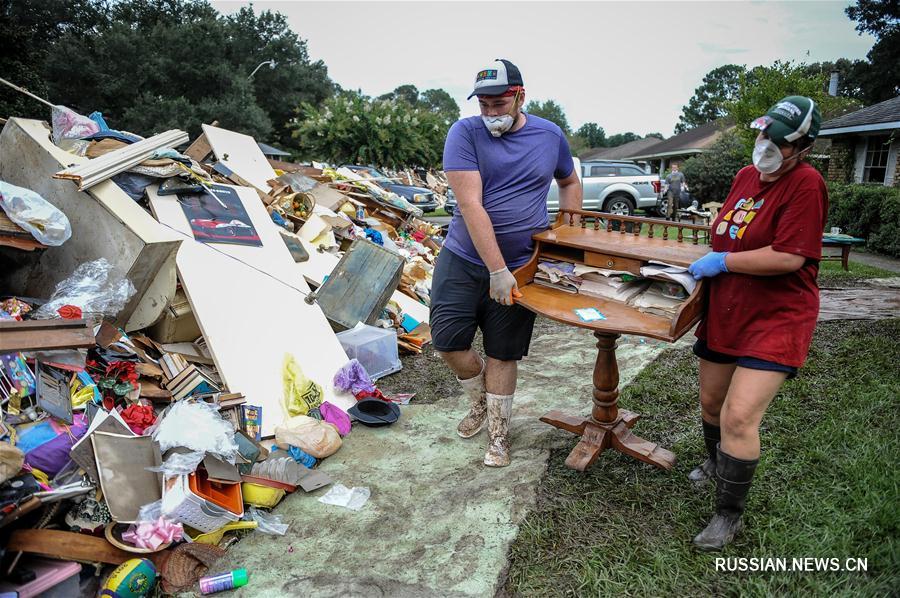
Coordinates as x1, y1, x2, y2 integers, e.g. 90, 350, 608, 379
640, 261, 697, 294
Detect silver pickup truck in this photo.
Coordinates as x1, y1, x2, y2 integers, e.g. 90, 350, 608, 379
547, 159, 661, 215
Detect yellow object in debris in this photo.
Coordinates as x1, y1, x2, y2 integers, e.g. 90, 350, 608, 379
69, 377, 95, 409
281, 353, 324, 418
241, 482, 286, 508
188, 520, 259, 545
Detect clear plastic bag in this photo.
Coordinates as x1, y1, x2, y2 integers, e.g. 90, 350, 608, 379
151, 400, 239, 462
0, 181, 72, 246
34, 258, 135, 321
51, 105, 99, 145
246, 507, 289, 535
146, 450, 205, 477
318, 483, 370, 511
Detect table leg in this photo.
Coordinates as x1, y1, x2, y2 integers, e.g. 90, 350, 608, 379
540, 332, 676, 471
842, 245, 850, 271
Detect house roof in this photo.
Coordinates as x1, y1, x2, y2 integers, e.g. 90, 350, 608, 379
628, 120, 732, 160
578, 137, 663, 161
819, 95, 900, 136
257, 142, 291, 157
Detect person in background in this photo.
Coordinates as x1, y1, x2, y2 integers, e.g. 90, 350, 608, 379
432, 58, 582, 467
686, 96, 826, 550
665, 163, 686, 219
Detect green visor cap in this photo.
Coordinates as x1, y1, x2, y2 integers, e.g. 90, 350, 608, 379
750, 95, 821, 145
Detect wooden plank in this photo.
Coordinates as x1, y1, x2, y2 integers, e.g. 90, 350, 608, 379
315, 239, 405, 331
147, 184, 355, 435
8, 529, 167, 567
183, 132, 212, 162
0, 234, 45, 251
0, 319, 94, 352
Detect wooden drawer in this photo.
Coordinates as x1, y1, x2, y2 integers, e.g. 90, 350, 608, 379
584, 251, 643, 275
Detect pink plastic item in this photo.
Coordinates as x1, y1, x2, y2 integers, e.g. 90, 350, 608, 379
319, 401, 351, 436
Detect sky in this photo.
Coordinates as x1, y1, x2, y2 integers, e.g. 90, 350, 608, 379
211, 0, 876, 137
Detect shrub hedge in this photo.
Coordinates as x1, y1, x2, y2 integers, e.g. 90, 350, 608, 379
827, 183, 900, 257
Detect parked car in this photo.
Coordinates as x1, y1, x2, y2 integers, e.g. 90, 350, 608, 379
445, 188, 457, 216
342, 165, 440, 213
548, 159, 662, 216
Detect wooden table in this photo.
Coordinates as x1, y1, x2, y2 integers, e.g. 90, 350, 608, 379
513, 210, 710, 471
821, 236, 865, 271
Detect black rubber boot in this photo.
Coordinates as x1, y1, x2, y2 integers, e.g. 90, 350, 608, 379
692, 445, 759, 551
688, 420, 720, 484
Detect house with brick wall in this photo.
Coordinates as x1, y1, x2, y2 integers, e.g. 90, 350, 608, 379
819, 95, 900, 187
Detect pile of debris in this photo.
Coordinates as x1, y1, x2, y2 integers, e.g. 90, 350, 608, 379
0, 96, 440, 595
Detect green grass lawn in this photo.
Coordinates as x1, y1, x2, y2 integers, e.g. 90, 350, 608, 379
504, 319, 900, 597
428, 207, 450, 217
817, 260, 897, 288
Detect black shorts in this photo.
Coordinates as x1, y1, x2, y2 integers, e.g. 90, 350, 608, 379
693, 340, 798, 379
430, 249, 536, 361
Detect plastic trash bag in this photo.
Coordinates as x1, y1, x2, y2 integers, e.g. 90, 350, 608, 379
333, 359, 375, 396
0, 181, 72, 246
318, 484, 370, 511
282, 354, 323, 418
246, 507, 289, 535
151, 400, 239, 462
34, 258, 135, 321
274, 415, 341, 459
51, 105, 99, 145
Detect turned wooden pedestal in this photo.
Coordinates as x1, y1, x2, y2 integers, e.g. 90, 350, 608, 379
540, 332, 676, 471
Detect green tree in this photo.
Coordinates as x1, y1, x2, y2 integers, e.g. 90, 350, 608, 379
225, 6, 333, 146
675, 64, 745, 133
646, 132, 665, 140
291, 92, 448, 168
379, 84, 420, 106
524, 99, 570, 135
846, 0, 900, 103
419, 88, 460, 124
0, 0, 104, 120
725, 61, 857, 154
40, 0, 330, 143
575, 122, 606, 147
605, 132, 641, 147
680, 131, 747, 204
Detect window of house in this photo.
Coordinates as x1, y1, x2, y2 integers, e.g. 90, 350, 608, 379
863, 135, 890, 183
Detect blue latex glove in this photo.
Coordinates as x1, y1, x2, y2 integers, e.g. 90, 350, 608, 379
688, 251, 729, 280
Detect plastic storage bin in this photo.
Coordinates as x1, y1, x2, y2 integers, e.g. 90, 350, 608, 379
161, 473, 241, 533
336, 323, 401, 380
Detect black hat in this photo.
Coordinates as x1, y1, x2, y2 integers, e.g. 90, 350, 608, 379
467, 59, 524, 99
348, 398, 400, 427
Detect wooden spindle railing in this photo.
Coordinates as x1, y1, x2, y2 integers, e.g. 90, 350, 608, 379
556, 209, 711, 245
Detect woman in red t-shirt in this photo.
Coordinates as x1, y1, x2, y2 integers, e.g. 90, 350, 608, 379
685, 96, 828, 551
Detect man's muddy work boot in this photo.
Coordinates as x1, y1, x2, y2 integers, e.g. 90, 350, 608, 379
456, 360, 486, 438
484, 393, 513, 467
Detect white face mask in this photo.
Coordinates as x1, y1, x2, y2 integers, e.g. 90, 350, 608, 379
752, 139, 785, 174
482, 114, 515, 137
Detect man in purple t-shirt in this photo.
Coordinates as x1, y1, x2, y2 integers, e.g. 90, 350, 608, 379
431, 58, 583, 467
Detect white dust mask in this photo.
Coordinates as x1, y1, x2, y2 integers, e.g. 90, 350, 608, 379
482, 114, 515, 137
753, 139, 784, 174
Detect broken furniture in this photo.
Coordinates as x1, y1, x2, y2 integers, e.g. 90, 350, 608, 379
512, 210, 710, 471
312, 238, 405, 331
0, 118, 180, 331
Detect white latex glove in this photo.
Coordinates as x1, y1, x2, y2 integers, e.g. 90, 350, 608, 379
489, 267, 518, 306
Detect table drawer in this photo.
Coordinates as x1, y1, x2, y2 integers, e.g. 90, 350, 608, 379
584, 251, 643, 275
